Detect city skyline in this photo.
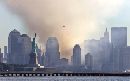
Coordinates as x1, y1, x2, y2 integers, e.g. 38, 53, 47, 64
1, 1, 130, 81
1, 0, 130, 73
1, 27, 129, 60
0, 27, 129, 72
0, 27, 129, 58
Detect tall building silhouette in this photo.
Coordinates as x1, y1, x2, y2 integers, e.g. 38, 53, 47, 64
100, 28, 111, 71
8, 29, 21, 64
84, 39, 102, 71
3, 46, 8, 63
111, 27, 127, 48
19, 34, 32, 64
8, 29, 32, 65
0, 48, 3, 63
84, 28, 111, 71
85, 53, 93, 71
72, 44, 81, 66
45, 37, 60, 67
119, 47, 130, 71
104, 28, 109, 43
111, 27, 127, 72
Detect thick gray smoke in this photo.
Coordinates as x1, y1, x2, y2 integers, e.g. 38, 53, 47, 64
4, 0, 124, 59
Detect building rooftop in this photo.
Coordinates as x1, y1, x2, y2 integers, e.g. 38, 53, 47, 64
12, 29, 20, 33
21, 34, 28, 37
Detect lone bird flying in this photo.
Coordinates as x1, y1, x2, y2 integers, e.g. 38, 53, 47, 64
62, 25, 66, 28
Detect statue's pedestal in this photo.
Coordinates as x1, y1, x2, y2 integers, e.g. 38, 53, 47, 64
29, 52, 38, 67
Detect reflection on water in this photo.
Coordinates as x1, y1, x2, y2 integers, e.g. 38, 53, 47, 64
0, 77, 129, 81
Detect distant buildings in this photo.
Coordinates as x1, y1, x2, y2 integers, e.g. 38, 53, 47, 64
84, 28, 111, 72
3, 46, 8, 63
59, 58, 68, 66
7, 29, 44, 66
0, 48, 3, 63
111, 27, 127, 48
1, 27, 130, 72
8, 29, 21, 64
19, 34, 32, 64
100, 28, 111, 71
44, 37, 60, 67
84, 39, 101, 71
8, 29, 32, 65
111, 27, 128, 72
72, 44, 81, 66
120, 47, 130, 71
85, 53, 93, 71
104, 28, 109, 43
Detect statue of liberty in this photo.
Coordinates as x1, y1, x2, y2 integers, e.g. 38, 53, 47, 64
29, 33, 38, 66
32, 33, 37, 53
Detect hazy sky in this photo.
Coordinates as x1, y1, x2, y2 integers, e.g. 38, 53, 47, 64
0, 2, 26, 52
0, 0, 130, 55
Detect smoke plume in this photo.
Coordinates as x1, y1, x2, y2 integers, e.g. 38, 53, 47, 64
4, 0, 124, 58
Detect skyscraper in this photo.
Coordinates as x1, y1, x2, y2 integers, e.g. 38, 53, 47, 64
8, 29, 21, 64
3, 46, 8, 63
84, 28, 111, 71
18, 34, 32, 64
0, 48, 3, 63
45, 37, 60, 67
111, 27, 127, 48
8, 29, 32, 65
100, 28, 111, 70
85, 53, 93, 71
72, 44, 81, 66
111, 27, 127, 72
119, 47, 130, 71
104, 28, 109, 43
